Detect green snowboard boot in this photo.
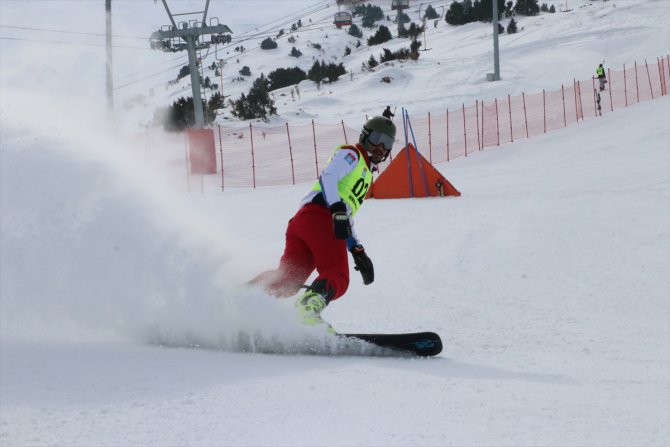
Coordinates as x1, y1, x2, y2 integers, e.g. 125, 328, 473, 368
294, 280, 336, 334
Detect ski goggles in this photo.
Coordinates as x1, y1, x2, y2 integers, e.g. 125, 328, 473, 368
367, 131, 395, 151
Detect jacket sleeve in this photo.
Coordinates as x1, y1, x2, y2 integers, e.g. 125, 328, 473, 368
319, 148, 362, 247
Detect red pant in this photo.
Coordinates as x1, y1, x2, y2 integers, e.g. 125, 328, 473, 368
251, 204, 349, 300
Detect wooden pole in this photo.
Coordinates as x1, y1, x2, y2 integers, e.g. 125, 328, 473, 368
250, 123, 256, 188
286, 123, 295, 185
522, 92, 529, 138
446, 109, 450, 161
218, 125, 224, 191
543, 89, 547, 133
561, 84, 567, 127
508, 94, 513, 142
312, 119, 319, 178
494, 98, 500, 146
462, 104, 467, 157
475, 101, 481, 150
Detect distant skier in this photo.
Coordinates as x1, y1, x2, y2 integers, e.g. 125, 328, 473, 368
382, 105, 394, 119
435, 179, 444, 197
250, 116, 397, 331
597, 63, 607, 91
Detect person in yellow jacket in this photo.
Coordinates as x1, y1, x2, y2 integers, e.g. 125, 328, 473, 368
250, 116, 397, 330
597, 63, 607, 91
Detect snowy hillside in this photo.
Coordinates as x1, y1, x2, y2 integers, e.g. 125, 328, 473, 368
1, 1, 669, 446
1, 0, 668, 127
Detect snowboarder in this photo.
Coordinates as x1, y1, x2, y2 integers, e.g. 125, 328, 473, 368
382, 105, 394, 119
250, 116, 397, 331
597, 63, 607, 92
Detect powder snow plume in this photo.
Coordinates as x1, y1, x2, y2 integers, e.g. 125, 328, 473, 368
0, 92, 312, 350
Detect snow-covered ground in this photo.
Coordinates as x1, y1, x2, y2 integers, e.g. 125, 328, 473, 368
1, 1, 669, 446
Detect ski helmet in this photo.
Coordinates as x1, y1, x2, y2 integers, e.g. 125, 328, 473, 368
359, 116, 396, 162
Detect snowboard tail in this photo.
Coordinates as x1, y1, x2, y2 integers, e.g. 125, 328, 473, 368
337, 331, 442, 357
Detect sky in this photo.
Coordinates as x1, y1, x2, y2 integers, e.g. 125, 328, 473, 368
1, 1, 669, 446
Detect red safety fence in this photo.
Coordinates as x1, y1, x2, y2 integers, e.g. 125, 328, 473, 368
186, 128, 217, 174
148, 55, 669, 191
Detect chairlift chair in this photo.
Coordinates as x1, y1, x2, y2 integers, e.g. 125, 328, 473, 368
334, 11, 353, 27
391, 0, 410, 10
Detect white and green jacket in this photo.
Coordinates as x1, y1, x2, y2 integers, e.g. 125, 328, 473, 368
300, 143, 374, 249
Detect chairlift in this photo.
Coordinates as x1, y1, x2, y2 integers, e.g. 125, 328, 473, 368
211, 33, 232, 44
391, 0, 410, 11
149, 38, 173, 51
334, 11, 353, 28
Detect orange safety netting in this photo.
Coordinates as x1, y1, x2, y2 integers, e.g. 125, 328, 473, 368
147, 56, 669, 191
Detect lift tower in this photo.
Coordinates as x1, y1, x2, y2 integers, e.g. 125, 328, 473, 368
105, 0, 113, 111
492, 0, 500, 81
391, 0, 410, 36
150, 0, 232, 128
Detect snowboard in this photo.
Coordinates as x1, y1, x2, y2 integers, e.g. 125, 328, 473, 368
337, 331, 442, 357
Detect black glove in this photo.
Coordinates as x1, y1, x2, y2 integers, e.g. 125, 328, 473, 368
351, 245, 374, 285
329, 201, 351, 239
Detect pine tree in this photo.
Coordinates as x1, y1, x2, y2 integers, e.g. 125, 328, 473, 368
356, 4, 384, 28
410, 40, 422, 57
406, 22, 424, 41
367, 25, 393, 46
206, 92, 225, 123
445, 1, 466, 25
348, 23, 363, 38
397, 11, 411, 25
260, 37, 278, 49
507, 17, 518, 33
307, 60, 324, 83
289, 46, 303, 57
514, 0, 540, 16
424, 5, 440, 20
324, 62, 346, 83
505, 1, 514, 17
157, 94, 224, 132
307, 60, 346, 84
164, 97, 194, 131
230, 74, 277, 121
268, 67, 307, 91
177, 65, 190, 80
472, 0, 506, 22
379, 48, 394, 63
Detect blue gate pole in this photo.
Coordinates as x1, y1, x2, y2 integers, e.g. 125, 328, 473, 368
405, 110, 430, 196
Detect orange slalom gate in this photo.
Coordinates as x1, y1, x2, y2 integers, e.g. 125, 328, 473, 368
370, 144, 460, 199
